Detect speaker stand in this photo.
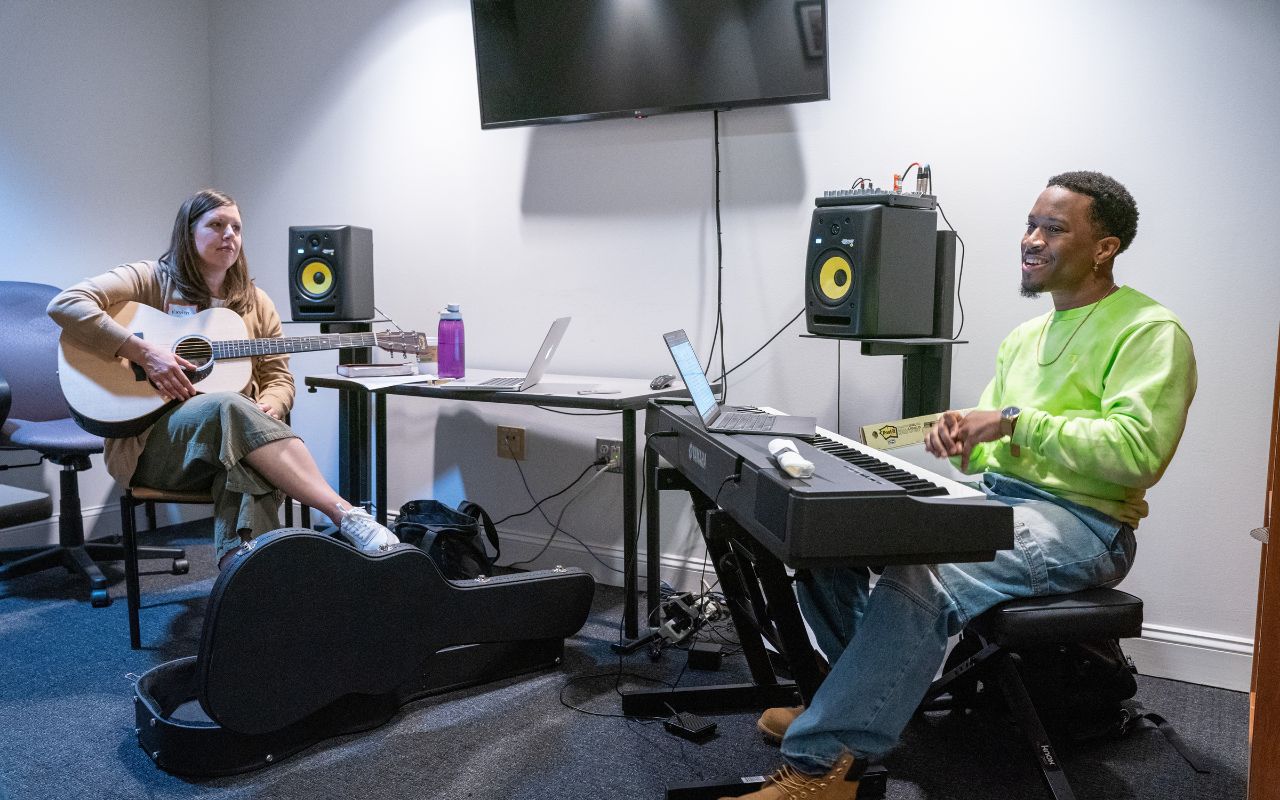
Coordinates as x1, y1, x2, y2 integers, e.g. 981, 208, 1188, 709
320, 321, 373, 510
801, 335, 961, 418
860, 337, 958, 418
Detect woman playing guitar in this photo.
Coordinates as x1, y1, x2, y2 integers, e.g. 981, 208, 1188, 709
49, 189, 398, 569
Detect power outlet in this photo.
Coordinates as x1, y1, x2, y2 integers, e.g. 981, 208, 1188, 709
497, 426, 526, 460
596, 438, 623, 473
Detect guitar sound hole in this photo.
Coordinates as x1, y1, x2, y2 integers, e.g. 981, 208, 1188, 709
174, 337, 213, 369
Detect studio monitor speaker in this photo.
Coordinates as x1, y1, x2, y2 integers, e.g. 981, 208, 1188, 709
804, 204, 938, 338
288, 225, 375, 321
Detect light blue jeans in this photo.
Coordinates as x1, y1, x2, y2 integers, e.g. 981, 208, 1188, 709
780, 472, 1137, 774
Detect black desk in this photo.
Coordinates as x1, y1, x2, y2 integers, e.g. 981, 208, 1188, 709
304, 369, 688, 639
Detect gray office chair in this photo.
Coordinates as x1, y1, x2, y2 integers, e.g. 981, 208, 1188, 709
0, 367, 53, 531
0, 281, 186, 607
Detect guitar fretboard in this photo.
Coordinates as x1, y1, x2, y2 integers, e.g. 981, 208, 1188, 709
208, 333, 386, 359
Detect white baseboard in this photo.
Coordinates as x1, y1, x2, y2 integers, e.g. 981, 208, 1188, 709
1125, 623, 1253, 692
0, 500, 210, 549
499, 534, 1255, 692
10, 510, 1249, 692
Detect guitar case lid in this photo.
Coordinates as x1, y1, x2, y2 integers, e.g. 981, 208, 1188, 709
197, 529, 593, 736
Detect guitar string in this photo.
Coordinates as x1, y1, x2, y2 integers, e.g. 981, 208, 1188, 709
169, 330, 423, 357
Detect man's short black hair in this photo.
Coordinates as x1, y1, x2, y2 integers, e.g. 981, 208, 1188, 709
1047, 171, 1139, 255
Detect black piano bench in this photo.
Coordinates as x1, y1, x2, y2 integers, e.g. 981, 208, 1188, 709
920, 588, 1145, 800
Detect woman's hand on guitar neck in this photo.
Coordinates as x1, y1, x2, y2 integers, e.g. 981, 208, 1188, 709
117, 336, 198, 402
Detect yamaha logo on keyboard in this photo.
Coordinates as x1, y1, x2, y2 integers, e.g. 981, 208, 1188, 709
687, 443, 707, 470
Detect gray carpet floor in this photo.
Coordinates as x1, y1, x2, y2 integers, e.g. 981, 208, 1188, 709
0, 523, 1249, 799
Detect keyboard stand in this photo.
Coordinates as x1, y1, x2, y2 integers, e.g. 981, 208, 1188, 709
641, 469, 891, 800
620, 475, 818, 717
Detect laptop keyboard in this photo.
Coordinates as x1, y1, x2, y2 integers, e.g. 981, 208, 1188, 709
718, 412, 774, 431
479, 376, 523, 387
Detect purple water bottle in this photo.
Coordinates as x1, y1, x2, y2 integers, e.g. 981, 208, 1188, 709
438, 304, 465, 378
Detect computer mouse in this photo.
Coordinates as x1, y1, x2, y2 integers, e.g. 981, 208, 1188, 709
650, 374, 676, 390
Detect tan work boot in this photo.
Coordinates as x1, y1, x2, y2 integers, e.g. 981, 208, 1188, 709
756, 705, 805, 744
718, 751, 861, 800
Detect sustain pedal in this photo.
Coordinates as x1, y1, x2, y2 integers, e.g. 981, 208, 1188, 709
664, 711, 717, 742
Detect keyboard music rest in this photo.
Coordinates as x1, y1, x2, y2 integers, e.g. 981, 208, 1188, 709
645, 404, 1013, 568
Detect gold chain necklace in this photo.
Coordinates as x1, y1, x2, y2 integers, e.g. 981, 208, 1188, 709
1036, 284, 1119, 367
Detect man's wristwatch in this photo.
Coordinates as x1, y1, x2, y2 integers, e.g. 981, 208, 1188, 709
999, 406, 1021, 438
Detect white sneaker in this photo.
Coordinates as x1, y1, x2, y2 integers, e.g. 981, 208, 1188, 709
338, 507, 399, 553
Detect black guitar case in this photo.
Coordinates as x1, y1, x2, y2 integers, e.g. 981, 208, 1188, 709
132, 528, 595, 776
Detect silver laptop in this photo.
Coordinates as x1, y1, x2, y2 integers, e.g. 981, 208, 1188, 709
663, 329, 816, 436
444, 317, 571, 391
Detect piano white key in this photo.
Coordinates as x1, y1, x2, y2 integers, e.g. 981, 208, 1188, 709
755, 407, 983, 499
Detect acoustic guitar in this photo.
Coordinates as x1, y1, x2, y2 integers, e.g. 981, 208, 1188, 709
58, 301, 427, 437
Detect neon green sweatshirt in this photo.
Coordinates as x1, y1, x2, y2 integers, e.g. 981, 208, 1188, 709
962, 285, 1196, 527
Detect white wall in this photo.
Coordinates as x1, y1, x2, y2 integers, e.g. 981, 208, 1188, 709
2, 0, 1276, 689
0, 0, 213, 533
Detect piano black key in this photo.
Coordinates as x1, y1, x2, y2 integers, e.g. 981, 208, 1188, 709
809, 437, 945, 496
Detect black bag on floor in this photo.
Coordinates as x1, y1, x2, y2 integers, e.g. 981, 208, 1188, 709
942, 634, 1140, 742
393, 499, 500, 580
1014, 638, 1139, 741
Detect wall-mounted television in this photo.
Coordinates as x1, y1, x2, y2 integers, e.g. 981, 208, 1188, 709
470, 0, 829, 129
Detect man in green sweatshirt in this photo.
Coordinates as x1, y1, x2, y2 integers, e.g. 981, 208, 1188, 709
732, 171, 1197, 799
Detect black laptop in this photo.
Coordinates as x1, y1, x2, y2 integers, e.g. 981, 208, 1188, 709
663, 329, 816, 436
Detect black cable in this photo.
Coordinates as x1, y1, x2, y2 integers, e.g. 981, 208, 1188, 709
836, 339, 842, 435
558, 670, 669, 721
712, 474, 740, 505
936, 201, 967, 339
711, 307, 804, 383
534, 406, 622, 417
502, 456, 622, 573
704, 109, 728, 404
372, 306, 401, 330
492, 460, 603, 525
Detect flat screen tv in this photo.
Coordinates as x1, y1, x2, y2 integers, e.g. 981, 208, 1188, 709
471, 0, 829, 129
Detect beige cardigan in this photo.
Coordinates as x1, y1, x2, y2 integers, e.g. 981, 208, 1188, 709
47, 260, 295, 484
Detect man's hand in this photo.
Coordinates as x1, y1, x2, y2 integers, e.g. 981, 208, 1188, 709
924, 409, 1004, 472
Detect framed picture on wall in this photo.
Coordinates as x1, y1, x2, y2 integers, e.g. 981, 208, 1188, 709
796, 0, 825, 59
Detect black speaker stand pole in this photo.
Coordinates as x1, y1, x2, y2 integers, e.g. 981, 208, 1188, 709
858, 338, 956, 418
320, 321, 373, 511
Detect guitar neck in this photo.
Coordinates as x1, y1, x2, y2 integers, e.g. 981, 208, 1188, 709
211, 332, 388, 359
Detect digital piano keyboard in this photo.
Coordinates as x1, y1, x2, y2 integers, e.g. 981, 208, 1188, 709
646, 403, 1013, 568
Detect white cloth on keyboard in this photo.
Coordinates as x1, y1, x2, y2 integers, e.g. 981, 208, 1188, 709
769, 438, 815, 478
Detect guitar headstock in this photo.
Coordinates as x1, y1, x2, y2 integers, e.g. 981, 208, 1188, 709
374, 331, 430, 355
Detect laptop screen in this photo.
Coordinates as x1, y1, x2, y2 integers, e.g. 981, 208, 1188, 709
522, 316, 571, 387
663, 330, 719, 423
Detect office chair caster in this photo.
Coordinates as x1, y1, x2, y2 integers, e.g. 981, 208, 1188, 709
91, 588, 111, 608
171, 558, 189, 575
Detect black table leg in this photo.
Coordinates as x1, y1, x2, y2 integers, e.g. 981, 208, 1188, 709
622, 408, 638, 639
375, 392, 387, 525
645, 442, 661, 628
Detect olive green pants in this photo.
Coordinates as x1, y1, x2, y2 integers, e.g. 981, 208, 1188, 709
131, 392, 297, 562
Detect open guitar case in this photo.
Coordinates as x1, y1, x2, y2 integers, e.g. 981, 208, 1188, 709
132, 528, 595, 776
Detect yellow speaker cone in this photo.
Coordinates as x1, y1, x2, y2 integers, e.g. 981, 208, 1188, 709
298, 259, 334, 298
817, 254, 853, 303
